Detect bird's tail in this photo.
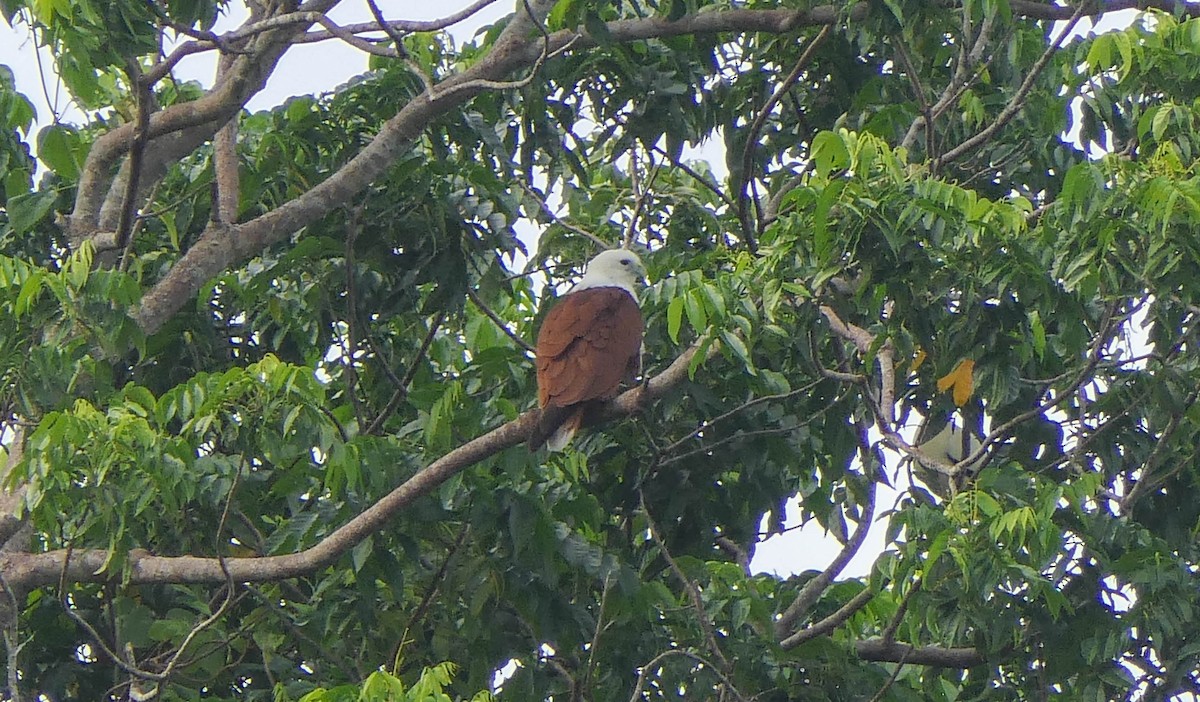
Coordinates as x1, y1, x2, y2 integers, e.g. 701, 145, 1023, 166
528, 405, 585, 452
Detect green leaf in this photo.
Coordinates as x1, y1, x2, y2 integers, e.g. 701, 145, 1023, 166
1028, 309, 1045, 360
684, 288, 707, 335
719, 330, 753, 374
584, 12, 612, 44
1152, 103, 1173, 142
5, 189, 56, 234
547, 0, 577, 29
666, 295, 684, 343
812, 179, 846, 258
810, 130, 851, 179
36, 124, 82, 179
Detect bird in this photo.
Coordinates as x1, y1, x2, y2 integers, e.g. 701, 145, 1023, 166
529, 249, 646, 451
919, 421, 983, 466
915, 420, 987, 498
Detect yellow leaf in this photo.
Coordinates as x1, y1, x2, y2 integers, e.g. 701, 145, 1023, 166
911, 348, 927, 373
936, 358, 975, 406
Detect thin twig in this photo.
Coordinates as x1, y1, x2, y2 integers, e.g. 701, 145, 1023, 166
116, 64, 154, 272
60, 544, 159, 679
392, 522, 471, 673
936, 2, 1086, 168
342, 203, 369, 428
658, 424, 811, 468
466, 288, 536, 355
624, 146, 660, 248
583, 573, 614, 691
365, 311, 448, 435
426, 0, 554, 102
736, 25, 832, 251
146, 462, 243, 695
891, 35, 936, 158
880, 577, 921, 644
648, 143, 734, 208
639, 487, 731, 673
627, 649, 747, 702
518, 180, 612, 250
364, 0, 410, 54
866, 644, 913, 702
661, 379, 823, 455
1120, 388, 1200, 511
147, 2, 505, 81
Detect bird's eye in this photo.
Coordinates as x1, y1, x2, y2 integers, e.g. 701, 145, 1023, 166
620, 259, 631, 266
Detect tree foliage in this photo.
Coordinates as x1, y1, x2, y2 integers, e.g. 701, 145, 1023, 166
2, 0, 1200, 700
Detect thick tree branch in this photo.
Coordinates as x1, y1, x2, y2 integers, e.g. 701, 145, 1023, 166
0, 339, 704, 590
70, 1, 341, 241
854, 639, 984, 668
213, 67, 241, 225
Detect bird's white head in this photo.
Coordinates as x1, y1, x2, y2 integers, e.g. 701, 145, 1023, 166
574, 249, 646, 295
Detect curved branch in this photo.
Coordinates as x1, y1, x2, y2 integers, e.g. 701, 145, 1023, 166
0, 339, 705, 590
780, 586, 874, 649
628, 649, 747, 702
641, 486, 731, 673
773, 418, 879, 639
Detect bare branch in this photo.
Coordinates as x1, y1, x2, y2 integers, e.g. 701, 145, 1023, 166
628, 649, 747, 702
660, 379, 823, 455
820, 305, 896, 426
648, 143, 733, 209
855, 639, 984, 668
365, 312, 448, 436
113, 64, 154, 271
392, 522, 471, 673
774, 417, 879, 639
467, 288, 536, 355
780, 586, 874, 649
881, 578, 921, 643
518, 180, 612, 250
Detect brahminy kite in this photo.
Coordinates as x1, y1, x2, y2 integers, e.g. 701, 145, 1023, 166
528, 249, 646, 451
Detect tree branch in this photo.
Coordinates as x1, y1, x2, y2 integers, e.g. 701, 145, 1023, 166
0, 339, 706, 590
935, 1, 1087, 169
780, 586, 874, 649
854, 639, 984, 667
774, 417, 879, 639
736, 24, 831, 250
640, 486, 731, 673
